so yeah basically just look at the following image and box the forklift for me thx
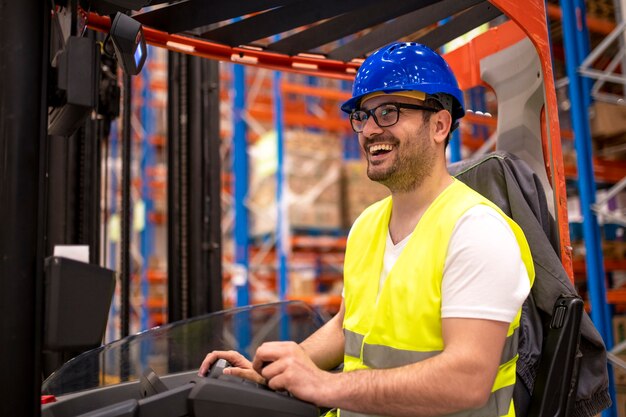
[0,0,614,415]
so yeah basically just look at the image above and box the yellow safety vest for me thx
[341,179,535,417]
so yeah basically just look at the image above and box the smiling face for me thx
[358,94,439,193]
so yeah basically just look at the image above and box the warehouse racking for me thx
[139,4,626,414]
[87,4,626,411]
[89,0,626,380]
[2,0,625,415]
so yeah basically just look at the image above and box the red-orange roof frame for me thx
[479,0,571,279]
[86,0,572,279]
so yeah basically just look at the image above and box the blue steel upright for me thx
[232,62,252,352]
[559,1,615,416]
[139,48,154,333]
[233,62,250,308]
[274,70,288,303]
[274,70,291,341]
[560,0,613,348]
[449,129,462,163]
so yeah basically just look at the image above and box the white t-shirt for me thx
[367,205,530,323]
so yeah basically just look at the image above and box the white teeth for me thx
[369,144,393,154]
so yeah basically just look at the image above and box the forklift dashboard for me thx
[41,301,324,416]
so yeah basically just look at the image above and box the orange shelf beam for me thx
[564,157,626,184]
[607,289,626,305]
[546,3,616,36]
[147,269,167,283]
[149,212,166,224]
[281,82,351,101]
[287,294,342,309]
[247,107,351,132]
[292,235,347,251]
[146,298,166,309]
[573,259,626,274]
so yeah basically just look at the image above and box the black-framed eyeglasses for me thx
[349,102,439,133]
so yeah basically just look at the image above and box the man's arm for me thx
[254,316,509,417]
[330,317,509,416]
[299,300,345,370]
[199,301,344,381]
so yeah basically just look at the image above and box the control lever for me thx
[140,367,168,398]
[208,358,231,379]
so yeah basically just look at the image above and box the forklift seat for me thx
[449,151,611,417]
[526,293,584,417]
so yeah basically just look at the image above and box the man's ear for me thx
[432,110,452,144]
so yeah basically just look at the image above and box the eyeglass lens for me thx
[350,104,399,133]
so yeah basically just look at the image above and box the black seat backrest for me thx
[449,151,610,417]
[527,294,583,417]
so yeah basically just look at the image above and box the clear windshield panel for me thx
[42,301,326,397]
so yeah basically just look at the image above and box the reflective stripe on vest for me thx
[344,327,519,369]
[340,385,515,417]
[342,326,519,416]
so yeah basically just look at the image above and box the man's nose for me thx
[361,116,383,137]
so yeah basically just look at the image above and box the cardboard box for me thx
[342,160,390,228]
[594,132,626,161]
[590,102,626,139]
[613,315,626,387]
[289,264,317,296]
[616,388,626,417]
[290,202,342,230]
[249,130,343,235]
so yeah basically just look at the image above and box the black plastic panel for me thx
[44,256,115,350]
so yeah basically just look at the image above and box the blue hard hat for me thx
[341,42,465,125]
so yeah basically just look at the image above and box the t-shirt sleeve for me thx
[441,205,530,323]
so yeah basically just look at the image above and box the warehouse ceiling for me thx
[91,0,505,62]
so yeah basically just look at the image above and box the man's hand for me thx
[198,350,265,384]
[252,341,333,406]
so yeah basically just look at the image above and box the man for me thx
[200,42,534,417]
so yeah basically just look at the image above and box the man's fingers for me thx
[252,353,269,374]
[225,367,267,385]
[198,350,252,376]
[217,350,250,368]
[265,372,289,392]
[198,352,218,376]
[252,342,286,373]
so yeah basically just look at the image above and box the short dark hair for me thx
[421,97,452,148]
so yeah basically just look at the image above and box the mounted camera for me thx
[108,12,147,75]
